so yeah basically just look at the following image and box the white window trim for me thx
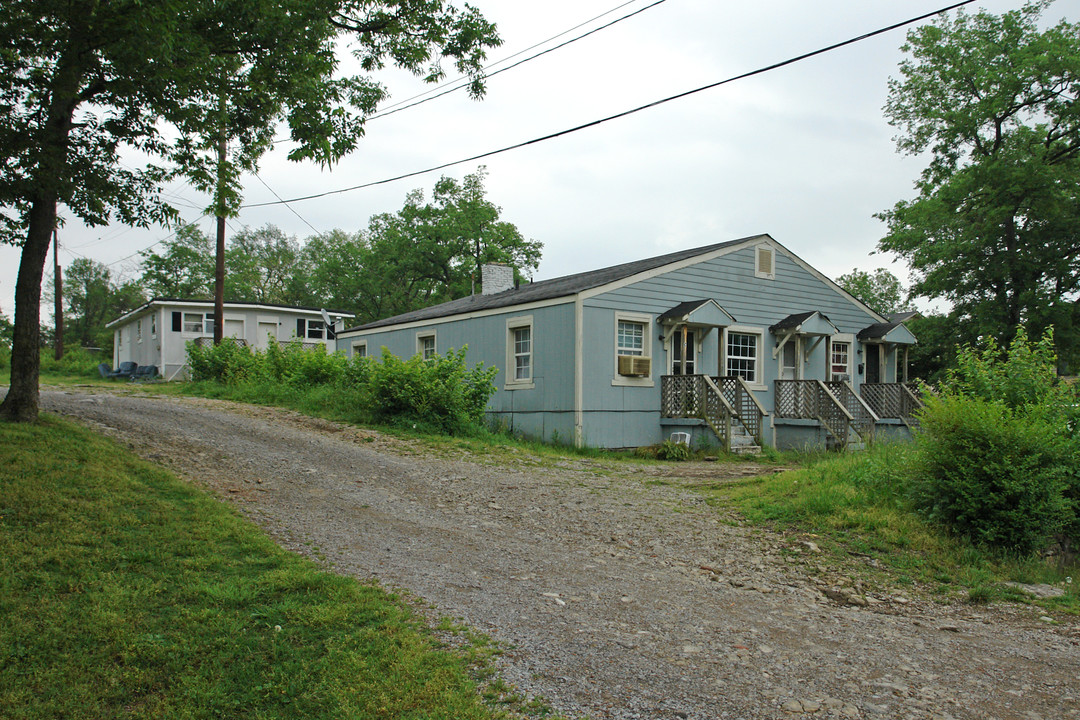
[416,331,436,359]
[612,312,654,388]
[504,314,534,390]
[830,333,854,381]
[723,325,766,390]
[754,244,775,280]
[351,340,368,359]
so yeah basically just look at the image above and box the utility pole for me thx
[213,94,226,346]
[53,228,63,360]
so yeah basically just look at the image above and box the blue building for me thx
[336,234,919,451]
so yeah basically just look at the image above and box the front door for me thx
[671,329,696,375]
[865,345,881,384]
[780,338,798,380]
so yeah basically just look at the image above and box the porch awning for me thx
[768,311,839,337]
[858,321,917,345]
[658,299,736,328]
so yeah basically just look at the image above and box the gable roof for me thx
[345,235,765,333]
[769,311,839,336]
[858,321,917,344]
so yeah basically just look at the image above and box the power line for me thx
[253,172,322,235]
[368,0,664,120]
[244,0,978,210]
[269,0,653,146]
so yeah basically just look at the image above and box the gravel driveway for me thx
[43,388,1080,720]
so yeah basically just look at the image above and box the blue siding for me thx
[338,302,576,434]
[337,241,906,449]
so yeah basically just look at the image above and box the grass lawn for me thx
[0,415,543,719]
[696,441,1080,613]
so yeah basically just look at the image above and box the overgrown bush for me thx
[913,395,1074,553]
[185,340,497,435]
[187,340,259,384]
[912,329,1080,553]
[39,347,104,376]
[368,347,498,434]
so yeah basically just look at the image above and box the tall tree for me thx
[836,268,904,316]
[360,168,543,319]
[139,224,216,299]
[0,1,500,421]
[877,1,1080,372]
[225,225,306,306]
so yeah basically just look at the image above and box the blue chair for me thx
[98,363,112,378]
[131,365,158,382]
[107,361,138,379]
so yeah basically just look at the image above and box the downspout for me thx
[574,296,584,447]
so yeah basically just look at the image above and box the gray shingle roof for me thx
[344,235,766,333]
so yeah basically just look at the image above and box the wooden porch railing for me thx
[861,382,923,429]
[824,381,878,442]
[660,375,736,452]
[716,376,767,446]
[775,380,858,448]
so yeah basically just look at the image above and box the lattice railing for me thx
[775,380,819,418]
[660,375,736,451]
[776,380,856,447]
[193,336,249,349]
[824,381,877,442]
[717,376,767,446]
[861,382,923,424]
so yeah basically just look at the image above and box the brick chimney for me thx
[481,263,514,295]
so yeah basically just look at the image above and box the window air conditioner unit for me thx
[618,355,651,376]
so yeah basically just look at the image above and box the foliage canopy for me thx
[0,0,501,421]
[878,1,1080,372]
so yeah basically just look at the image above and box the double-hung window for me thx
[617,321,644,356]
[831,341,851,380]
[505,316,533,388]
[417,332,436,360]
[726,331,760,383]
[613,313,653,386]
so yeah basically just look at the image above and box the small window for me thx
[183,312,204,333]
[204,313,215,336]
[307,320,325,340]
[831,341,851,380]
[727,331,760,383]
[513,326,531,381]
[417,332,436,360]
[352,341,368,359]
[172,311,182,332]
[617,321,645,357]
[755,245,775,280]
[150,314,157,338]
[136,319,143,343]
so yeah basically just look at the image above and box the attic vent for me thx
[755,246,775,280]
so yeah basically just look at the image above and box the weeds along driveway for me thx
[43,388,1080,720]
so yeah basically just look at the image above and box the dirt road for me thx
[43,388,1080,720]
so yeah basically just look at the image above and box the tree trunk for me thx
[0,44,83,422]
[1,199,58,422]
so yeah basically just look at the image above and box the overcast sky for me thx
[4,0,1078,320]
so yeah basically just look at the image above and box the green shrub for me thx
[284,344,348,388]
[186,340,258,384]
[909,328,1080,554]
[40,347,104,376]
[913,394,1074,554]
[367,347,497,434]
[656,439,691,461]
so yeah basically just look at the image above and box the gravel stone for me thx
[44,389,1080,720]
